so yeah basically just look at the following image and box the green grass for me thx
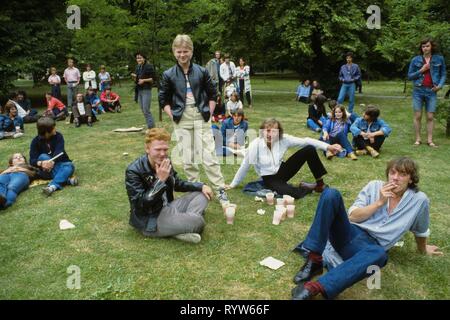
[0,80,449,300]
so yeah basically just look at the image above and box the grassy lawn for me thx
[0,78,449,300]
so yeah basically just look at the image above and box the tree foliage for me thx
[0,0,448,94]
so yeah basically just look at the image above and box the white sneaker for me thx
[173,233,201,244]
[231,147,247,157]
[13,132,24,139]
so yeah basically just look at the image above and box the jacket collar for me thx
[176,62,193,74]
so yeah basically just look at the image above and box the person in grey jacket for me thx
[125,127,213,244]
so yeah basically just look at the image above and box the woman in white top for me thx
[236,57,252,108]
[226,118,342,199]
[83,64,97,90]
[226,92,243,117]
[98,65,111,92]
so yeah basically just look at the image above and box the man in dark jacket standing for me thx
[125,128,213,244]
[159,34,229,203]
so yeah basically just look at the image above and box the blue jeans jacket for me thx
[408,55,446,88]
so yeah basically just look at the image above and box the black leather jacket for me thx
[158,62,217,123]
[125,155,203,233]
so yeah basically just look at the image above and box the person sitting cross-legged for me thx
[0,102,24,140]
[71,93,94,127]
[43,92,67,121]
[291,157,442,300]
[226,118,342,199]
[213,109,248,157]
[307,94,328,133]
[100,87,122,113]
[29,117,78,196]
[350,105,391,158]
[85,87,104,115]
[125,128,214,244]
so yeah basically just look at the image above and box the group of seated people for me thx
[126,124,441,300]
[0,84,124,136]
[0,91,40,140]
[0,117,78,210]
[306,94,391,160]
[296,79,324,104]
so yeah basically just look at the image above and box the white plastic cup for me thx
[287,205,295,218]
[284,195,295,205]
[280,207,287,221]
[276,198,285,206]
[266,193,275,205]
[272,210,283,225]
[221,201,230,214]
[225,206,236,224]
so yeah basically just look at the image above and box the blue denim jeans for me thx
[307,116,327,132]
[138,88,154,128]
[212,125,234,156]
[412,86,437,113]
[37,154,74,190]
[322,131,354,155]
[0,172,30,208]
[337,83,356,113]
[299,188,388,299]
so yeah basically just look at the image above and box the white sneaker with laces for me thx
[173,233,201,244]
[216,189,229,203]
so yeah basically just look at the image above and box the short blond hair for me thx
[145,128,171,144]
[172,34,194,52]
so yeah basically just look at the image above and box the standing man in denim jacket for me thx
[337,52,361,113]
[408,38,446,148]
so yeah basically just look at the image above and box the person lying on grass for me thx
[0,153,37,210]
[125,128,214,244]
[29,117,78,197]
[291,157,443,300]
[226,118,342,199]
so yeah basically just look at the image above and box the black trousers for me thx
[262,145,327,199]
[239,79,252,106]
[354,135,385,151]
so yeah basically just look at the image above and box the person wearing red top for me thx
[100,87,122,113]
[43,93,67,121]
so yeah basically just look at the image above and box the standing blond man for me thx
[159,35,229,203]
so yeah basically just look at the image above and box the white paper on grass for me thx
[259,257,285,270]
[59,219,75,230]
[257,209,266,215]
[254,196,264,202]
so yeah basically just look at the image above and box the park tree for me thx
[375,0,450,77]
[0,0,71,94]
[67,0,137,79]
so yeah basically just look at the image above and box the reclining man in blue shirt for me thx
[291,157,443,300]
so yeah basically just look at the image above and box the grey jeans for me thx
[66,83,78,107]
[138,88,154,128]
[144,192,208,238]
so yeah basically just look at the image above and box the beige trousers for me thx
[173,106,225,190]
